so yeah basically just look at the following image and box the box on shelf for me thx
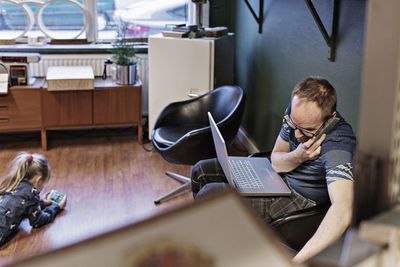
[46,66,94,91]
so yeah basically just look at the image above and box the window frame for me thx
[0,0,209,44]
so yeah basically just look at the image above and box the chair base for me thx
[154,171,192,204]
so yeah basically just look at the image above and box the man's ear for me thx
[332,111,337,117]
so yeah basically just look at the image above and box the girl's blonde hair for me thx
[0,152,50,194]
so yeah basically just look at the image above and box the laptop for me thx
[208,112,291,196]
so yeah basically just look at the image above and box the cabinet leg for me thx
[41,129,47,150]
[138,124,143,145]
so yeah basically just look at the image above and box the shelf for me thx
[304,0,340,62]
[244,0,264,34]
[244,0,340,62]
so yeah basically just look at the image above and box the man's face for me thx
[289,95,324,143]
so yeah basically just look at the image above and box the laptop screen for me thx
[208,112,235,187]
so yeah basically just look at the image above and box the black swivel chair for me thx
[152,85,246,204]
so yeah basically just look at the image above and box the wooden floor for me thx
[0,128,248,266]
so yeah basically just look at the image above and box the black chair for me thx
[250,151,330,252]
[270,203,330,251]
[152,85,246,204]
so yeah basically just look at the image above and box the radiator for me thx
[30,54,149,115]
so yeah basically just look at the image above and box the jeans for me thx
[191,158,316,224]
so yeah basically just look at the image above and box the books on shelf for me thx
[205,26,229,37]
[162,25,229,39]
[161,30,189,38]
[309,204,400,267]
[308,229,383,267]
[359,204,400,245]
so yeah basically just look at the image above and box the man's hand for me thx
[271,134,326,173]
[294,134,326,163]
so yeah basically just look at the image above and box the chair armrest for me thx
[270,203,330,228]
[153,99,206,129]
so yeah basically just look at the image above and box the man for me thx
[191,76,356,263]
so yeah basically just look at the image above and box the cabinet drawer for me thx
[0,105,9,123]
[42,90,92,126]
[93,87,140,125]
[0,90,41,130]
[0,105,8,116]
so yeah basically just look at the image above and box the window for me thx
[0,0,191,42]
[102,0,189,40]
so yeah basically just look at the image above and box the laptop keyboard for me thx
[230,159,264,189]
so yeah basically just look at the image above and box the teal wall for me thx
[211,0,366,151]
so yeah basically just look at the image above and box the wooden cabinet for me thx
[93,80,141,125]
[1,78,142,150]
[41,78,142,149]
[0,82,42,130]
[42,90,92,126]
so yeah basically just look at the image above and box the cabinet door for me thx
[42,90,92,126]
[0,89,41,130]
[93,87,140,125]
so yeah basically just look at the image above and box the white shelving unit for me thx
[148,33,234,139]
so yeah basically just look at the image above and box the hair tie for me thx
[28,155,33,162]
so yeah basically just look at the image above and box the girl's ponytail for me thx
[0,152,50,194]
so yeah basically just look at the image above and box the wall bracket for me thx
[244,0,264,34]
[304,0,340,62]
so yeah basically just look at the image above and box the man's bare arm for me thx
[292,179,354,263]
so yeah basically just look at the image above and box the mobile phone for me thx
[47,190,65,204]
[311,117,340,145]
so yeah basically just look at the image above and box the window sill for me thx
[0,42,148,54]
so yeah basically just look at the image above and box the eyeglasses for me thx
[283,115,326,138]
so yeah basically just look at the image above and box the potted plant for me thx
[111,22,137,84]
